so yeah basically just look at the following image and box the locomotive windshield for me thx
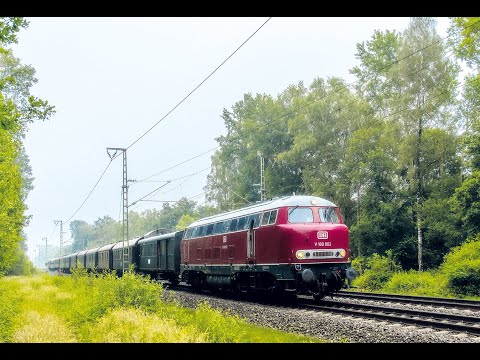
[288,207,314,223]
[287,206,341,223]
[318,207,341,223]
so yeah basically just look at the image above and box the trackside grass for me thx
[0,270,327,343]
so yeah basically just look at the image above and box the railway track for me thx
[163,283,480,336]
[299,297,480,335]
[334,290,480,310]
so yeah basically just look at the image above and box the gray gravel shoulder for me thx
[163,289,480,343]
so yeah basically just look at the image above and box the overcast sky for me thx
[10,17,451,262]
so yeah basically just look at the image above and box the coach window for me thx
[213,222,225,234]
[199,226,207,237]
[224,219,231,233]
[251,213,261,228]
[206,223,214,235]
[184,228,192,239]
[242,215,251,230]
[288,207,314,223]
[237,217,246,231]
[269,209,277,224]
[192,227,200,238]
[229,218,238,232]
[318,207,341,223]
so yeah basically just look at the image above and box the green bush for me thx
[0,281,23,342]
[1,274,327,343]
[382,270,450,297]
[352,250,402,291]
[64,267,164,340]
[445,262,480,297]
[440,235,480,297]
[5,248,36,276]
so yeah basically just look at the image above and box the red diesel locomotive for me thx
[180,195,355,300]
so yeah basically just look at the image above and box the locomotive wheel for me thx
[191,274,205,290]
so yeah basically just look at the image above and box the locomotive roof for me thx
[187,195,337,228]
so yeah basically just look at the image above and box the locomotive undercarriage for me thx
[183,270,278,295]
[181,264,348,301]
[294,269,343,300]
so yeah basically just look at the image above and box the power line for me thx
[48,223,58,240]
[124,17,272,152]
[188,192,206,200]
[129,167,211,211]
[133,146,219,183]
[62,160,114,224]
[130,181,172,207]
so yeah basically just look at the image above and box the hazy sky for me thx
[10,17,451,262]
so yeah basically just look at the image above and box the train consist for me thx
[47,195,356,300]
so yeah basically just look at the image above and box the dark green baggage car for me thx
[137,230,184,283]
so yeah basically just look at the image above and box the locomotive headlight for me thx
[296,250,305,259]
[340,249,346,257]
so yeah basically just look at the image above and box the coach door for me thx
[158,240,167,271]
[166,237,175,271]
[246,218,255,264]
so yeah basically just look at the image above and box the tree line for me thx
[204,17,480,271]
[0,18,55,275]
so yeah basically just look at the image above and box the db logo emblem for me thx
[317,231,328,239]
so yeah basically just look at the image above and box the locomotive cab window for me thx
[318,207,341,223]
[288,207,314,223]
[268,209,277,224]
[261,211,271,225]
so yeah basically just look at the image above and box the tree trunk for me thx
[416,200,423,271]
[415,116,424,272]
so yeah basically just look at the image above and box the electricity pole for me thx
[107,147,128,275]
[43,237,48,262]
[54,220,63,257]
[37,245,41,268]
[258,151,266,201]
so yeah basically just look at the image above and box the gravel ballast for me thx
[164,289,480,343]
